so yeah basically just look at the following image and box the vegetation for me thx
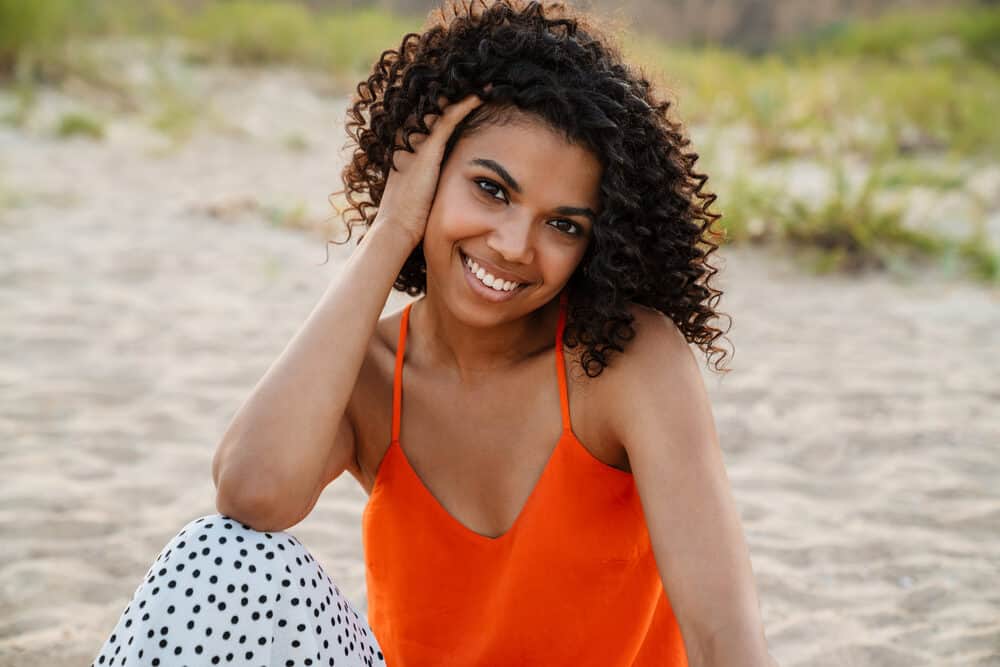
[184,2,419,74]
[0,0,73,79]
[0,0,996,282]
[789,5,1000,66]
[55,112,105,140]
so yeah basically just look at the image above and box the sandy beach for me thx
[1,64,998,666]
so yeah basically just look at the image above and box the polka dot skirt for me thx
[91,513,387,667]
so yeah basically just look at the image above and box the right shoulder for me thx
[345,303,410,489]
[348,302,411,417]
[370,303,408,361]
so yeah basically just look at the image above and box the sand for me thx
[1,63,998,667]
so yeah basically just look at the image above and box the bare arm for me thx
[211,91,487,532]
[609,305,777,667]
[212,223,416,531]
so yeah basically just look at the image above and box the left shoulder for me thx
[623,302,690,358]
[597,302,711,452]
[605,302,698,388]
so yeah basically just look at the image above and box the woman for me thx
[92,1,776,665]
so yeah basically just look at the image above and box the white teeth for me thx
[464,254,521,292]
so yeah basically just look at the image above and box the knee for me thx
[180,512,278,537]
[150,513,301,581]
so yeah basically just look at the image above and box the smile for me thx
[459,250,529,302]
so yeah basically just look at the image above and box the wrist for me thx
[358,219,421,267]
[364,218,421,254]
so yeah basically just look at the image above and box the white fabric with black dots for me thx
[91,513,387,667]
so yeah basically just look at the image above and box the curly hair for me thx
[332,0,733,377]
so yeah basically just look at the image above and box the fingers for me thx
[393,90,488,162]
[425,92,485,141]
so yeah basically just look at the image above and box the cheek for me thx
[524,243,582,289]
[551,255,584,282]
[423,204,481,271]
[427,197,490,246]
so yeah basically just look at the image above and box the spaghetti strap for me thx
[391,303,412,443]
[363,286,687,666]
[395,296,568,438]
[555,291,571,432]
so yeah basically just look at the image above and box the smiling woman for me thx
[338,3,733,379]
[421,115,602,320]
[91,2,776,667]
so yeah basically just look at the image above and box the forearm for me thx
[213,222,415,503]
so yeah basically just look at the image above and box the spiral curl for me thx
[332,0,733,377]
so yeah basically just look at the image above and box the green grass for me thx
[777,166,942,272]
[5,1,998,159]
[55,112,105,140]
[877,160,966,190]
[184,2,318,66]
[627,34,1000,161]
[716,161,999,282]
[318,8,422,74]
[789,5,1000,67]
[0,0,173,80]
[148,75,201,145]
[183,2,421,74]
[1,0,997,283]
[0,0,73,78]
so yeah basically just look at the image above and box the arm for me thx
[211,92,488,532]
[607,305,778,667]
[212,223,415,531]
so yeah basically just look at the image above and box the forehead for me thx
[450,116,603,203]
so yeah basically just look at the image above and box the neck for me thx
[410,292,562,382]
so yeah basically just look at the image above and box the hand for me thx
[374,90,488,248]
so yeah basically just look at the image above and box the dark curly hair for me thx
[331,0,733,377]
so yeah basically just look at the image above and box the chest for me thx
[349,341,630,539]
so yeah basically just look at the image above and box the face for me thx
[422,113,603,326]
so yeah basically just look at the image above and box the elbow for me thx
[212,439,279,530]
[214,481,284,532]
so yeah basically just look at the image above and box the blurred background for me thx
[2,0,999,278]
[1,1,998,666]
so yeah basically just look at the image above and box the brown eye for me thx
[548,219,583,236]
[474,178,507,202]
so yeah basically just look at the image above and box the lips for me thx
[459,249,531,285]
[459,249,529,302]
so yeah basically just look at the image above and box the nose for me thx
[485,216,535,265]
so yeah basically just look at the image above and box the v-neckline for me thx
[385,293,572,544]
[387,430,571,543]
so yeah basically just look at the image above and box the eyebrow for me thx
[469,158,598,223]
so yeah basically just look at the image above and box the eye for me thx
[548,219,584,236]
[475,178,584,237]
[474,178,508,203]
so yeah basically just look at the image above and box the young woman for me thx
[92,1,776,665]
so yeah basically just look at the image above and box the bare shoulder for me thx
[597,302,693,389]
[352,306,405,416]
[591,302,707,438]
[345,305,406,489]
[371,306,403,356]
[625,302,689,356]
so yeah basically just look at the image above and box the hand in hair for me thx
[376,90,488,248]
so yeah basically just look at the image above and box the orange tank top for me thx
[362,292,689,666]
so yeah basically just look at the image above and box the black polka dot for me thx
[89,513,384,667]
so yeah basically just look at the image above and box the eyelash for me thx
[473,178,583,237]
